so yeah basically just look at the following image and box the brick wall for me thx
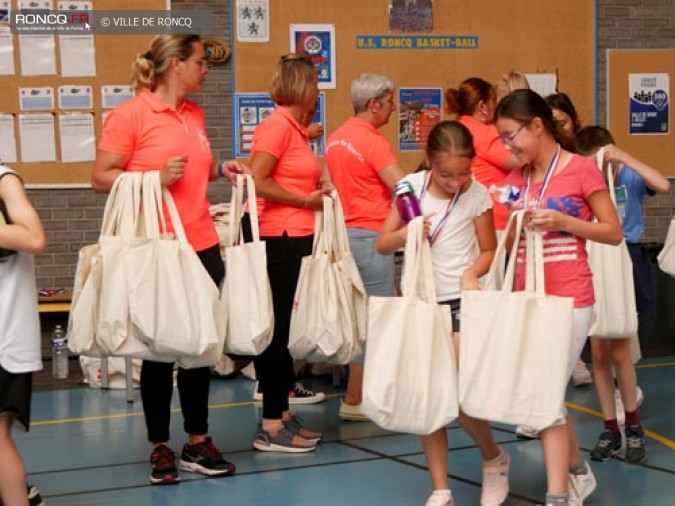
[598,0,675,243]
[28,0,234,291]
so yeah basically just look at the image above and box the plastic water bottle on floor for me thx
[395,181,422,223]
[51,325,69,379]
[489,184,521,206]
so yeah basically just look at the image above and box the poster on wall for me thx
[398,88,442,152]
[236,0,269,43]
[629,73,669,135]
[290,24,336,89]
[234,92,325,158]
[389,0,433,33]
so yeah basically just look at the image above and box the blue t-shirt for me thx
[615,165,655,243]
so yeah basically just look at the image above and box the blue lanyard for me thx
[524,144,561,209]
[420,170,461,245]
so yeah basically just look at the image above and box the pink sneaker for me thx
[481,449,510,506]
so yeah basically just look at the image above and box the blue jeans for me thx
[348,228,395,364]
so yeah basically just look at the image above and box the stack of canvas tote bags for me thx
[361,217,458,435]
[586,150,638,340]
[460,210,574,431]
[222,174,274,356]
[658,216,675,277]
[68,171,226,368]
[289,192,367,364]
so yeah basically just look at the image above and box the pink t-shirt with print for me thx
[506,154,608,308]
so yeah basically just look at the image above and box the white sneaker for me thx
[568,461,597,505]
[240,361,256,380]
[339,401,370,422]
[481,448,509,506]
[572,360,593,387]
[614,386,644,426]
[515,425,539,439]
[425,490,453,506]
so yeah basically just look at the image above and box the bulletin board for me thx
[0,0,164,186]
[607,49,675,177]
[233,0,595,171]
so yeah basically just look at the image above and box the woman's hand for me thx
[220,160,252,182]
[304,188,333,210]
[160,155,187,185]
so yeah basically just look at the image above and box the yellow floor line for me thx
[635,361,675,369]
[566,401,675,450]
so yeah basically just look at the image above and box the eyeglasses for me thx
[500,123,526,147]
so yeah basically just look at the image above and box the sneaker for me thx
[515,425,539,439]
[253,381,326,404]
[252,426,317,453]
[624,425,648,464]
[339,400,370,422]
[179,436,236,477]
[150,444,180,485]
[27,484,44,506]
[481,449,509,506]
[589,430,622,461]
[240,361,256,380]
[614,386,645,426]
[425,490,454,506]
[284,414,323,443]
[572,360,593,387]
[568,461,596,505]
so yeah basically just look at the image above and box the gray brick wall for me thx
[598,0,675,243]
[28,0,233,291]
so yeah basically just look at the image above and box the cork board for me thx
[607,49,675,177]
[233,0,595,172]
[0,0,164,186]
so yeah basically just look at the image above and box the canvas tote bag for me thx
[222,174,274,355]
[124,172,225,361]
[459,211,574,431]
[587,150,638,338]
[361,217,458,435]
[657,216,675,277]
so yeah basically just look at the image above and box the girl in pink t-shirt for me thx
[495,89,622,506]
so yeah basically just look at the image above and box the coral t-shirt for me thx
[99,89,217,251]
[507,154,608,308]
[250,107,322,237]
[460,115,514,230]
[325,117,399,231]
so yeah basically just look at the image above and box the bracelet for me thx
[217,161,225,178]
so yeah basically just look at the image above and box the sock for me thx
[604,419,621,433]
[432,489,452,498]
[625,410,641,426]
[569,460,587,475]
[545,493,569,505]
[483,447,505,467]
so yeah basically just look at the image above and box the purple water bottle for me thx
[395,181,422,224]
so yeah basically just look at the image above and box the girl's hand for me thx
[460,268,480,291]
[528,208,569,232]
[423,213,433,238]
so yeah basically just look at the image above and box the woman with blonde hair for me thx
[495,71,530,102]
[249,54,331,453]
[93,34,245,485]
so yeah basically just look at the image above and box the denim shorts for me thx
[348,228,395,364]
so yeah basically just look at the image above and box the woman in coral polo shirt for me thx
[92,35,245,485]
[249,54,331,453]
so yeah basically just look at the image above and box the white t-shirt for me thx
[403,171,493,302]
[0,168,42,373]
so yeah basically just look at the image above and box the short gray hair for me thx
[351,73,394,114]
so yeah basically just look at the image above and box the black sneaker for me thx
[150,444,180,485]
[179,436,236,477]
[288,382,326,405]
[625,425,648,464]
[590,430,622,461]
[27,484,44,506]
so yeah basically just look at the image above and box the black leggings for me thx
[254,233,313,419]
[140,244,224,444]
